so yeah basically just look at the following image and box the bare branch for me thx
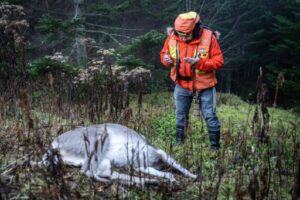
[208,0,230,26]
[198,0,207,14]
[85,29,129,46]
[83,13,104,17]
[1,155,29,176]
[85,22,144,31]
[222,7,257,41]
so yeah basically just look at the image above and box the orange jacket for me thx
[160,28,224,91]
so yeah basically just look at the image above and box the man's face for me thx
[177,31,193,42]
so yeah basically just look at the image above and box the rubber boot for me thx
[208,131,220,150]
[173,125,185,147]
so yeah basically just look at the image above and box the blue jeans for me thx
[173,85,221,144]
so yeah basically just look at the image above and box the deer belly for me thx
[104,144,150,167]
[102,146,127,167]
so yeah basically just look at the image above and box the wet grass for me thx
[0,90,299,199]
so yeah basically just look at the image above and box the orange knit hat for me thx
[174,11,200,33]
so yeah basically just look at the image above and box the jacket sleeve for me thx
[160,36,174,67]
[195,34,224,72]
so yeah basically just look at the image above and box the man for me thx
[160,11,224,150]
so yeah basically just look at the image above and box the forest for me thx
[0,0,299,199]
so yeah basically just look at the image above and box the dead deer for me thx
[42,123,197,186]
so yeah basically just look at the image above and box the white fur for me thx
[42,123,197,185]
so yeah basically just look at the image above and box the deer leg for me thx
[109,171,159,186]
[93,158,158,185]
[81,133,103,176]
[135,166,177,182]
[156,149,197,179]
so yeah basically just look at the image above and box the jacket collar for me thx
[172,29,203,44]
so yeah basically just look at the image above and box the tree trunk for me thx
[225,71,232,93]
[73,0,87,67]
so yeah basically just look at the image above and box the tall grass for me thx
[0,74,299,199]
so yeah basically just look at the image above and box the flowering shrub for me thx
[73,48,151,86]
[29,52,75,78]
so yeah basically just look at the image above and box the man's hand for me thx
[164,51,173,65]
[184,57,199,66]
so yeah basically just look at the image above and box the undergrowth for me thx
[0,90,299,199]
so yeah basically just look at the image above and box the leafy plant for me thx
[151,112,175,141]
[36,15,83,42]
[116,54,148,69]
[217,93,247,107]
[28,58,77,78]
[117,30,166,68]
[87,1,131,13]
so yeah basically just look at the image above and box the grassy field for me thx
[0,91,299,199]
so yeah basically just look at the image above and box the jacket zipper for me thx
[192,45,199,91]
[184,43,189,77]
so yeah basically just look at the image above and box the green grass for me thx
[0,91,299,199]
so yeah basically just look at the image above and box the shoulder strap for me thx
[175,41,180,81]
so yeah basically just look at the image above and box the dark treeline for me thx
[0,0,299,108]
